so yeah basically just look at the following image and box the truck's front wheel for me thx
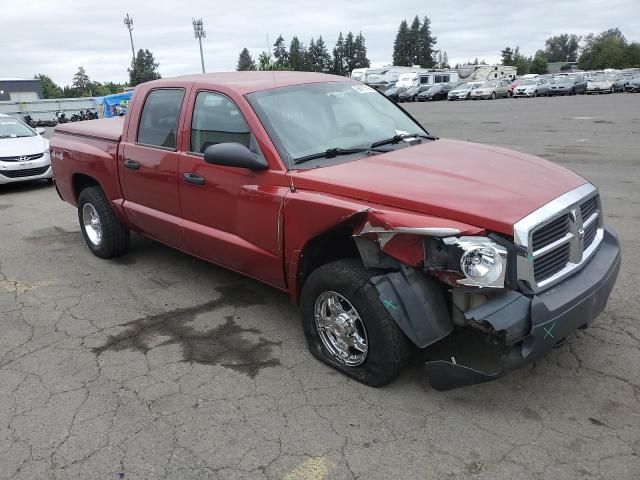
[300,260,412,387]
[77,186,130,258]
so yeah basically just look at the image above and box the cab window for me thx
[137,89,184,149]
[190,92,251,154]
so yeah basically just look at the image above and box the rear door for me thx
[119,88,188,249]
[178,90,287,288]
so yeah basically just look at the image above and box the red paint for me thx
[50,72,589,301]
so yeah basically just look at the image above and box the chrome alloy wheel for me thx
[314,291,368,366]
[82,203,102,246]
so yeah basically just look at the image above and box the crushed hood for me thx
[292,139,586,235]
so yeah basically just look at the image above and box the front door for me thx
[119,88,187,249]
[178,90,286,288]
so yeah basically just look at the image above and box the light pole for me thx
[124,14,135,62]
[192,18,206,73]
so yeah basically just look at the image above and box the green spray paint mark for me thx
[543,321,556,339]
[383,299,398,311]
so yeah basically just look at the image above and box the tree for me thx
[72,67,91,96]
[34,74,63,99]
[512,47,530,75]
[408,16,421,65]
[544,34,580,62]
[289,37,306,71]
[392,20,411,66]
[342,32,355,74]
[529,55,548,74]
[353,32,370,69]
[442,51,449,68]
[236,48,257,71]
[128,49,161,87]
[332,32,346,75]
[273,35,289,69]
[417,16,437,68]
[308,36,332,72]
[578,29,636,70]
[258,51,275,71]
[501,47,514,65]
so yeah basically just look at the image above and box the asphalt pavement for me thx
[0,92,639,479]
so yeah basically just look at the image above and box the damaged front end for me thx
[352,209,621,391]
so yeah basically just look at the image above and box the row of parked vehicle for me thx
[385,71,640,103]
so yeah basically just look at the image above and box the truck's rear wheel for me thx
[78,186,129,258]
[300,259,412,387]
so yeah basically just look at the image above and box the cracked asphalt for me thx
[1,93,639,479]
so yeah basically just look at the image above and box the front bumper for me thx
[426,226,621,390]
[513,90,535,97]
[0,156,53,184]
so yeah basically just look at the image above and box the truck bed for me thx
[54,116,124,142]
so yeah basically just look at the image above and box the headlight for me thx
[442,237,508,288]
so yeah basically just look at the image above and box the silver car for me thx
[448,82,483,100]
[586,74,625,94]
[0,114,52,185]
[469,80,510,100]
[512,78,551,97]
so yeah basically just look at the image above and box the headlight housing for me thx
[427,236,509,288]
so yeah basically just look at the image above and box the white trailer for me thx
[396,70,460,89]
[458,65,517,82]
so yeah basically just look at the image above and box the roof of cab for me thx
[141,71,353,95]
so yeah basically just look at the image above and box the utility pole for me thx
[124,14,135,62]
[192,18,206,73]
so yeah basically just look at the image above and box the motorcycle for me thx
[56,111,69,124]
[23,115,36,127]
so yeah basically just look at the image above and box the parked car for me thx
[626,77,640,93]
[548,76,587,96]
[418,82,460,101]
[447,82,483,100]
[383,85,404,102]
[586,74,623,94]
[398,85,430,102]
[470,80,510,100]
[0,113,53,185]
[50,72,621,391]
[507,79,525,97]
[512,78,551,97]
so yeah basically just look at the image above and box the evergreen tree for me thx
[353,32,370,69]
[34,74,63,99]
[392,20,410,66]
[343,32,356,73]
[408,16,421,65]
[501,46,514,65]
[72,67,91,96]
[529,55,548,74]
[289,36,306,71]
[236,48,257,71]
[128,49,161,86]
[273,35,289,69]
[442,51,449,68]
[417,16,437,67]
[309,36,332,72]
[332,33,346,75]
[258,51,275,71]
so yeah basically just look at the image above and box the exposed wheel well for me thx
[297,225,360,301]
[72,174,100,202]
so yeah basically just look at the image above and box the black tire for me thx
[490,92,496,100]
[77,186,130,258]
[300,259,412,387]
[533,90,538,98]
[413,95,418,102]
[571,88,576,95]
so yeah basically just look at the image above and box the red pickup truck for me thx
[50,72,620,390]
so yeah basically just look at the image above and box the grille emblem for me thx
[578,228,585,241]
[18,156,28,162]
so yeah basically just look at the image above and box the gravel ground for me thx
[0,93,639,479]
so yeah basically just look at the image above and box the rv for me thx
[395,70,460,89]
[458,65,517,82]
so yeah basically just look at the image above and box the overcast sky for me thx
[2,0,638,86]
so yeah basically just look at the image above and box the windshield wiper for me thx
[293,147,369,165]
[370,133,435,149]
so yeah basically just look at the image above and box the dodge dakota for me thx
[49,72,621,390]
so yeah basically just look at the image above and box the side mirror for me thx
[203,142,268,171]
[36,127,46,135]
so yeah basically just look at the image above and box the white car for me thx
[0,113,52,185]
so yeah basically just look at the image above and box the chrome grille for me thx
[0,166,50,178]
[0,153,44,163]
[514,184,604,293]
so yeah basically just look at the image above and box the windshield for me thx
[518,79,538,85]
[594,75,613,81]
[482,81,498,87]
[247,82,428,165]
[404,87,419,94]
[427,85,441,92]
[0,117,36,138]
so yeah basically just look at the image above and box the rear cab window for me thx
[189,92,251,154]
[137,89,185,149]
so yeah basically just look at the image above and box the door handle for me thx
[124,159,140,170]
[183,172,206,185]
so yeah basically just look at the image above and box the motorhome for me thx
[395,70,460,89]
[458,65,517,82]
